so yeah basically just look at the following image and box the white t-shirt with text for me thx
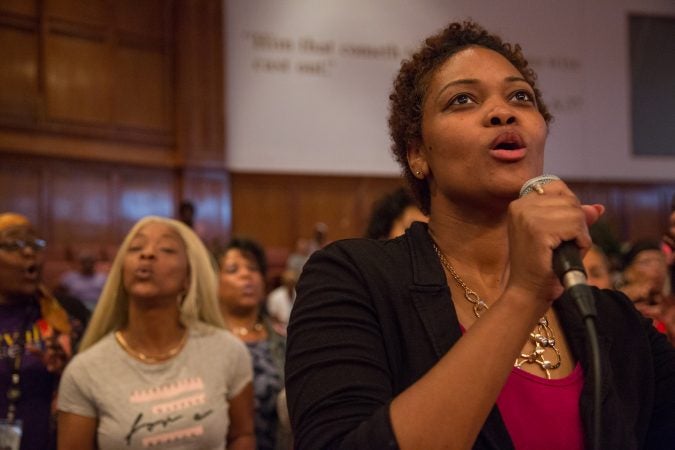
[58,325,252,450]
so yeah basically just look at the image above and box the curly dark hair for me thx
[388,20,553,214]
[365,187,417,239]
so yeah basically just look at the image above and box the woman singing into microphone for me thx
[285,20,675,450]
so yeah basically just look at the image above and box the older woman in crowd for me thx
[57,216,255,450]
[582,245,613,290]
[619,239,675,343]
[217,237,289,450]
[0,212,79,450]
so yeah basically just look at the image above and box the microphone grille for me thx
[519,174,561,197]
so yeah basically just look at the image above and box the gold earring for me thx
[415,170,423,177]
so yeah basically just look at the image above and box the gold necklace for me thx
[432,243,561,379]
[115,330,188,364]
[231,322,263,337]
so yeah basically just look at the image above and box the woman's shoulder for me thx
[593,288,642,317]
[63,332,117,375]
[187,324,252,380]
[303,221,436,288]
[189,323,248,352]
[590,287,657,336]
[327,223,426,253]
[73,332,116,358]
[311,224,425,270]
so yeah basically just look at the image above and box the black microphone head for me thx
[519,174,560,197]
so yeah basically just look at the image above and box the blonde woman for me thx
[57,216,255,450]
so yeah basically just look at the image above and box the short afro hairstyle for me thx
[388,20,552,214]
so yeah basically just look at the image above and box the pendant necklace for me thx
[433,243,561,379]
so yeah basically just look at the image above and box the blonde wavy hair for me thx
[78,216,224,352]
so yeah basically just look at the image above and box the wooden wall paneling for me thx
[36,159,111,290]
[0,1,37,16]
[44,0,107,27]
[0,156,43,223]
[181,168,232,248]
[616,185,665,242]
[612,182,675,243]
[293,176,363,244]
[113,46,167,130]
[174,0,225,167]
[113,0,171,134]
[0,23,39,120]
[0,128,175,165]
[649,185,675,244]
[114,166,175,235]
[569,180,617,209]
[0,0,230,288]
[537,180,675,245]
[48,160,113,246]
[229,174,675,255]
[231,174,409,251]
[231,174,295,249]
[292,175,412,244]
[44,32,112,124]
[18,0,177,147]
[114,0,164,39]
[658,185,675,232]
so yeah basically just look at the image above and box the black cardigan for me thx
[285,222,675,449]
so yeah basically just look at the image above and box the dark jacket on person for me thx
[285,222,675,450]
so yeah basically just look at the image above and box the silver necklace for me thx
[433,243,561,379]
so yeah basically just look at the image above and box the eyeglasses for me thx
[0,239,47,252]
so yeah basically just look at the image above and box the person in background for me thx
[619,240,669,309]
[0,212,80,450]
[662,195,675,291]
[659,195,675,344]
[266,269,298,336]
[178,200,197,229]
[285,20,675,449]
[177,200,207,242]
[307,222,328,254]
[365,187,428,239]
[56,250,107,311]
[654,295,675,344]
[582,245,613,289]
[217,237,290,450]
[619,239,675,343]
[57,216,255,450]
[285,239,310,275]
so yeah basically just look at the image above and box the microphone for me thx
[519,175,597,320]
[520,175,602,450]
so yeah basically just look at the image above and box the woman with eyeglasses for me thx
[0,212,82,450]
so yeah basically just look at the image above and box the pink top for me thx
[496,363,585,449]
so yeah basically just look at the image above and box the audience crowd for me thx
[1,193,673,449]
